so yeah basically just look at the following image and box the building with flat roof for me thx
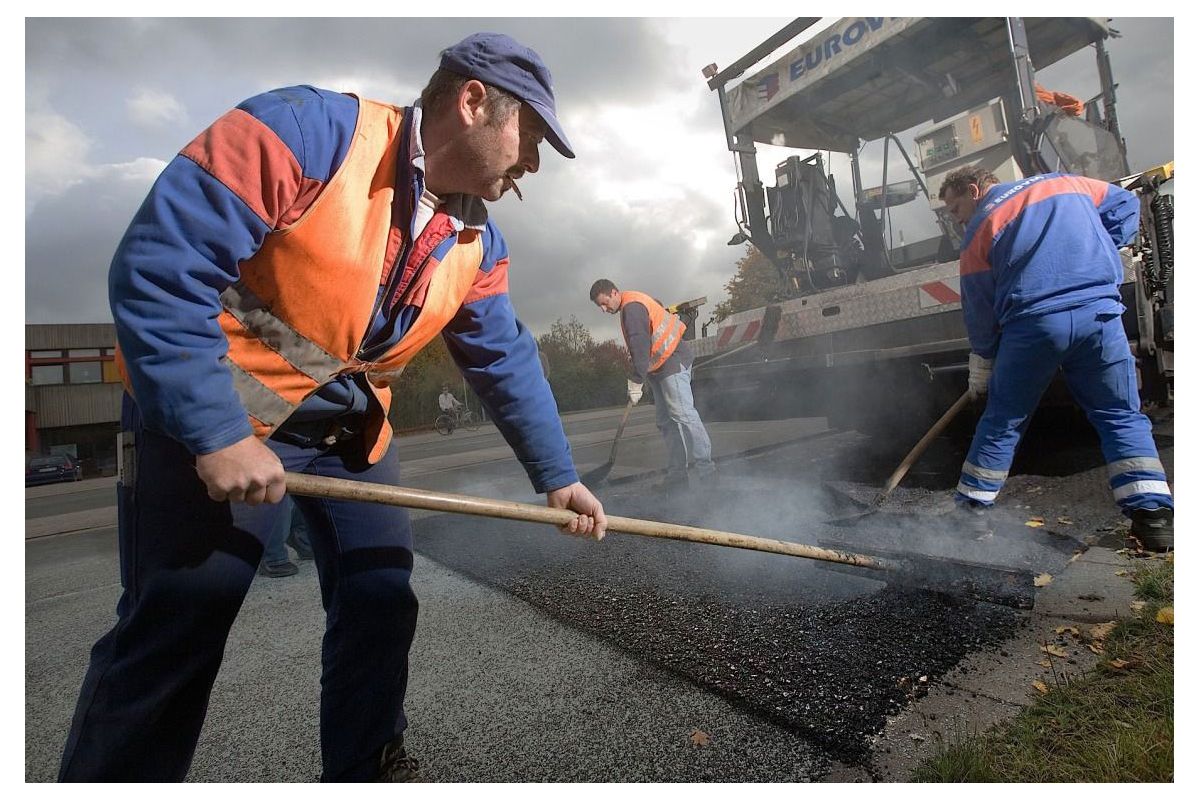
[26,323,122,477]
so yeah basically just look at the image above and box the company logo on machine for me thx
[918,278,961,308]
[788,17,887,81]
[756,72,780,102]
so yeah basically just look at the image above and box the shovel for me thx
[827,390,972,525]
[579,400,635,486]
[285,471,1035,608]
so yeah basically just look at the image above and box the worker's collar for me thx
[407,102,489,232]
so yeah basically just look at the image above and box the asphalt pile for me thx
[413,473,1024,764]
[509,572,1018,762]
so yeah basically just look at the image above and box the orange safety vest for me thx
[619,290,686,373]
[118,98,483,463]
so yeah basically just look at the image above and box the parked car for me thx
[26,454,83,486]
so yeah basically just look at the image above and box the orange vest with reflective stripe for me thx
[119,98,482,463]
[619,290,686,373]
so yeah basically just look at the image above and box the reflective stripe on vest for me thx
[620,290,686,372]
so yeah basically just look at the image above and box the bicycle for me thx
[433,407,481,435]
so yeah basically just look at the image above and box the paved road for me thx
[25,486,116,519]
[26,404,1167,781]
[26,406,843,782]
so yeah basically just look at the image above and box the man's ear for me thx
[457,79,488,126]
[969,183,983,201]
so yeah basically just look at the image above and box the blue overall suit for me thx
[954,173,1172,517]
[58,87,579,781]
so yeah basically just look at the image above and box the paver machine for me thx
[693,17,1173,433]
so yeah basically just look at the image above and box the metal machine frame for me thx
[692,17,1171,427]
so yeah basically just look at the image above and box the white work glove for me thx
[967,353,993,399]
[627,379,644,405]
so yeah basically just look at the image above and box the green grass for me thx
[912,559,1174,782]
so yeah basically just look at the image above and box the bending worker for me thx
[59,33,606,783]
[589,279,716,487]
[940,165,1173,552]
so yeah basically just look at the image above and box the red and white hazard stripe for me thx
[715,318,763,348]
[918,277,961,308]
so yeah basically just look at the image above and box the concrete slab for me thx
[854,544,1155,780]
[25,508,117,540]
[25,476,118,500]
[1032,549,1142,623]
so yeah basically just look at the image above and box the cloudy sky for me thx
[25,16,1174,342]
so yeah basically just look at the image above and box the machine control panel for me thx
[916,98,1009,173]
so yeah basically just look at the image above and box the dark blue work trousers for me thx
[957,300,1173,513]
[58,397,416,781]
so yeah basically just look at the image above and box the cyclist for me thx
[439,384,464,418]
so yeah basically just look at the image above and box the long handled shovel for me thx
[827,390,973,525]
[579,400,635,486]
[284,471,1034,608]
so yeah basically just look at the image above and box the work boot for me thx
[1130,508,1174,553]
[257,560,299,578]
[376,736,421,782]
[287,531,315,561]
[953,502,994,540]
[691,460,718,483]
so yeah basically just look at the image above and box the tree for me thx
[538,316,628,412]
[385,336,461,431]
[540,315,595,356]
[708,244,784,325]
[383,315,631,433]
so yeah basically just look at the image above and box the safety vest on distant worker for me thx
[620,290,686,373]
[117,98,483,463]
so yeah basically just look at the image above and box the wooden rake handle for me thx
[873,390,973,506]
[284,472,888,572]
[607,400,636,463]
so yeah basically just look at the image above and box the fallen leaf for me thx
[1108,659,1131,669]
[1069,552,1083,563]
[1025,518,1045,528]
[1038,659,1052,668]
[1130,601,1147,613]
[1090,621,1118,641]
[1088,643,1105,655]
[1040,644,1068,658]
[1156,607,1174,625]
[689,729,711,747]
[1034,573,1053,587]
[1114,570,1130,577]
[1057,517,1074,525]
[1054,625,1080,637]
[1032,680,1049,694]
[910,733,927,742]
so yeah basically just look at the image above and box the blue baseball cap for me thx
[439,32,574,159]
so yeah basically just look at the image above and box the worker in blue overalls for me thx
[939,165,1173,552]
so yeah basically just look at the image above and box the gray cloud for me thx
[26,159,164,324]
[25,17,1173,340]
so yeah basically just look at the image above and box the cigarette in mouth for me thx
[507,176,523,201]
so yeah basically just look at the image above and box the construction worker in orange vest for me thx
[60,33,606,783]
[590,279,716,488]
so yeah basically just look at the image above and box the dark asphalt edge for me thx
[408,534,852,780]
